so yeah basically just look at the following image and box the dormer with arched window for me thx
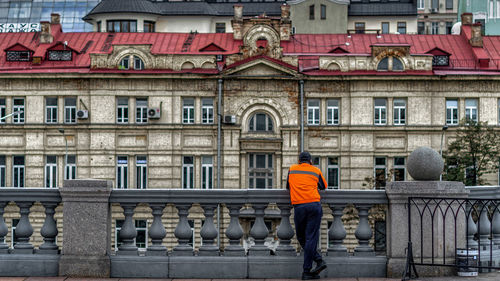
[377,56,404,71]
[249,112,274,132]
[119,55,145,70]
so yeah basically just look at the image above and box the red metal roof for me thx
[0,23,499,75]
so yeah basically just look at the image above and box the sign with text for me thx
[0,23,40,33]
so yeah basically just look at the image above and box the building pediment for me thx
[223,55,298,77]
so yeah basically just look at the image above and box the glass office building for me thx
[0,0,101,32]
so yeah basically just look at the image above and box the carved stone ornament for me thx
[241,24,282,59]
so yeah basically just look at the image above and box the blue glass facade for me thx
[0,0,100,32]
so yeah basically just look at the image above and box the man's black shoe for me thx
[310,259,327,275]
[302,271,320,280]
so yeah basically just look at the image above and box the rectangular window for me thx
[46,97,58,124]
[327,99,339,125]
[393,157,406,181]
[446,0,453,9]
[97,21,101,32]
[490,0,495,18]
[374,98,387,125]
[312,156,320,169]
[136,98,148,124]
[497,0,500,18]
[45,155,57,188]
[117,97,129,124]
[0,156,5,187]
[0,98,6,124]
[188,219,195,249]
[115,220,148,250]
[465,99,478,123]
[116,156,128,189]
[397,22,407,34]
[183,156,194,189]
[446,22,453,34]
[327,157,339,189]
[355,22,365,34]
[64,97,76,124]
[11,219,19,248]
[201,156,213,189]
[418,0,425,9]
[143,21,155,32]
[431,22,439,34]
[446,99,458,125]
[201,98,214,124]
[13,155,24,188]
[374,157,386,190]
[65,155,76,180]
[183,98,195,124]
[393,99,406,125]
[418,22,425,34]
[309,5,315,20]
[107,20,137,32]
[215,22,226,33]
[13,98,24,124]
[307,99,320,125]
[136,156,147,189]
[381,22,389,34]
[6,51,30,62]
[248,153,273,189]
[432,0,439,10]
[48,50,72,61]
[320,4,326,20]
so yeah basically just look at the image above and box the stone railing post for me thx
[147,203,167,256]
[275,203,295,256]
[117,203,138,255]
[13,201,34,254]
[248,203,270,256]
[0,202,8,254]
[172,203,193,256]
[59,179,113,277]
[38,202,59,254]
[354,204,375,256]
[466,204,479,249]
[477,203,491,249]
[199,203,219,256]
[224,203,245,256]
[327,203,347,256]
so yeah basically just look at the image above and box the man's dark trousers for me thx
[293,201,323,272]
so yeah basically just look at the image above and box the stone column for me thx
[59,179,113,277]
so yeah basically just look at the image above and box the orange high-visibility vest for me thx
[287,163,327,205]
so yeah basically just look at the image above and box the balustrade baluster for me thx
[354,204,375,256]
[491,202,500,249]
[224,203,245,256]
[248,203,270,256]
[328,203,347,256]
[276,203,295,256]
[38,202,59,254]
[478,202,491,249]
[466,204,478,248]
[199,203,219,256]
[147,203,167,256]
[0,202,8,253]
[172,203,193,256]
[117,203,138,255]
[13,201,34,254]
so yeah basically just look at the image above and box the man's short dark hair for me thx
[299,151,312,163]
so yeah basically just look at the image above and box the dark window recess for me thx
[445,0,453,9]
[381,22,389,34]
[97,21,101,32]
[215,23,226,33]
[48,50,72,61]
[309,5,314,20]
[355,22,365,34]
[320,5,326,20]
[392,58,404,71]
[433,55,449,66]
[418,22,425,34]
[397,22,406,34]
[374,221,386,252]
[144,21,155,32]
[6,51,30,61]
[107,20,137,32]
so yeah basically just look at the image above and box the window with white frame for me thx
[417,0,424,9]
[201,156,213,189]
[13,155,24,188]
[45,155,57,188]
[327,99,339,125]
[134,56,144,70]
[327,157,339,189]
[393,99,406,125]
[307,99,320,125]
[248,153,273,189]
[117,97,129,124]
[0,98,5,124]
[249,113,273,132]
[393,157,406,181]
[119,57,129,70]
[183,156,194,189]
[497,0,500,18]
[465,99,478,123]
[136,156,147,189]
[45,97,58,124]
[374,98,387,125]
[116,156,128,189]
[115,220,148,250]
[13,98,24,124]
[201,98,214,124]
[446,99,458,125]
[183,98,195,124]
[119,55,144,70]
[64,97,76,124]
[374,157,386,189]
[136,98,148,124]
[0,156,5,187]
[490,0,495,18]
[65,155,76,180]
[431,22,439,35]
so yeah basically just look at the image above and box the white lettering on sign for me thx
[0,23,40,33]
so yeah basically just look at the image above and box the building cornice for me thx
[287,0,349,5]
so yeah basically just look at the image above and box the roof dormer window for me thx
[119,55,144,70]
[433,55,449,66]
[377,56,404,71]
[6,51,31,61]
[48,50,72,61]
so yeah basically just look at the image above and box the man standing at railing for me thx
[287,151,327,280]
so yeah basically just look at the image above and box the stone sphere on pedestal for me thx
[407,146,444,181]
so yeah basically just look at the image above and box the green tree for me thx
[444,119,500,186]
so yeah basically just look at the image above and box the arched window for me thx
[377,56,404,71]
[377,57,389,71]
[249,113,273,132]
[119,55,145,70]
[392,57,403,71]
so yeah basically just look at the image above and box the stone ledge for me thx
[0,254,59,277]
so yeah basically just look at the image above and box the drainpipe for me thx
[217,78,223,248]
[299,80,304,152]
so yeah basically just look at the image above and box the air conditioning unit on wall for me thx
[224,115,236,124]
[77,110,88,119]
[148,108,161,119]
